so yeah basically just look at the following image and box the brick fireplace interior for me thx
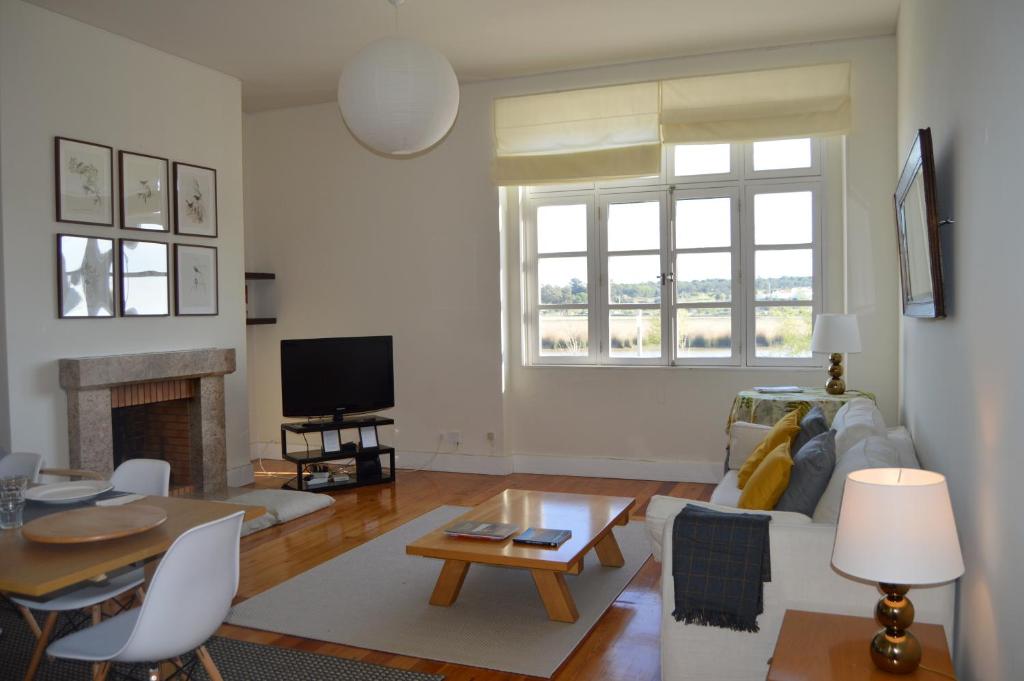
[110,379,198,495]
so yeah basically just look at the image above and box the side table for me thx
[767,609,955,680]
[727,387,876,434]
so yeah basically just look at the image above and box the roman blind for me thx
[492,82,661,186]
[660,63,851,144]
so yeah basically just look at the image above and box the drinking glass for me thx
[0,475,28,530]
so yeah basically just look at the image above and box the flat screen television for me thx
[281,336,394,419]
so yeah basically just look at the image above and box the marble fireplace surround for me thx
[59,348,236,493]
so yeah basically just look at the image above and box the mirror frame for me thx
[894,127,945,318]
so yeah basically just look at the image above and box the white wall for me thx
[0,0,250,478]
[898,1,1024,678]
[244,35,898,478]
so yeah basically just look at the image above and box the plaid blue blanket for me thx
[671,505,771,632]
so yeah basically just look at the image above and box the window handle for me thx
[658,272,675,286]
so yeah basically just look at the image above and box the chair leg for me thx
[196,645,224,681]
[135,586,146,606]
[92,661,110,681]
[22,611,57,681]
[92,605,102,625]
[16,604,41,638]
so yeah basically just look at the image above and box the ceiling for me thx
[28,0,900,112]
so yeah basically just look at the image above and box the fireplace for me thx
[59,349,236,494]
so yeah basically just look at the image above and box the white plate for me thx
[24,480,114,504]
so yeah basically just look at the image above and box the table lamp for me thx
[832,468,964,674]
[810,313,861,395]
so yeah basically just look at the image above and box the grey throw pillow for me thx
[791,405,829,454]
[775,429,836,516]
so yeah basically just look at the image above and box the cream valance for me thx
[492,63,851,186]
[492,82,661,186]
[659,63,851,144]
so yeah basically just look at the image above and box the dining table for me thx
[0,494,265,598]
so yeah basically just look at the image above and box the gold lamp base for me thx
[870,583,922,674]
[825,352,846,395]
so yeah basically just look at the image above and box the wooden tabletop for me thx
[405,489,635,571]
[768,610,956,680]
[0,495,265,597]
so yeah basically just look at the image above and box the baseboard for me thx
[396,450,515,476]
[227,462,255,487]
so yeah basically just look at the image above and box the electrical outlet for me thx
[444,430,462,448]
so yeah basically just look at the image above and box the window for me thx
[523,137,825,367]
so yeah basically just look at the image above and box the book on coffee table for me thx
[513,528,572,547]
[444,521,518,541]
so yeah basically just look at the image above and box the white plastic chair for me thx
[46,511,245,681]
[0,452,43,483]
[110,459,170,496]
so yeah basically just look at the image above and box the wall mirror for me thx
[894,127,945,318]
[119,239,169,316]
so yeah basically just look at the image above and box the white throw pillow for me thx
[831,398,887,456]
[812,435,901,523]
[727,421,771,471]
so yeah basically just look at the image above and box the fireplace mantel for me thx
[59,348,236,493]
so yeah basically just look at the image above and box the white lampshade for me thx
[832,468,964,585]
[337,36,460,156]
[810,313,862,354]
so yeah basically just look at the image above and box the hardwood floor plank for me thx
[219,465,714,680]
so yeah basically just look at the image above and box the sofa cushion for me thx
[709,470,742,506]
[738,443,793,510]
[727,421,771,471]
[775,430,836,516]
[737,408,804,488]
[831,398,887,456]
[812,435,901,523]
[791,405,829,454]
[886,426,922,469]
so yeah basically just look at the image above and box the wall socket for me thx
[443,430,462,448]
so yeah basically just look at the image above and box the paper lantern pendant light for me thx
[337,35,459,156]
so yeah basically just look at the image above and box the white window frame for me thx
[522,137,826,368]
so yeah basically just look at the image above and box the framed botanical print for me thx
[174,244,218,315]
[173,162,218,237]
[55,137,114,226]
[57,234,115,318]
[119,151,169,232]
[119,239,169,317]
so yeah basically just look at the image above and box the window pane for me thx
[676,252,731,303]
[609,255,661,304]
[677,308,732,358]
[676,197,731,249]
[755,249,812,301]
[537,203,587,253]
[674,144,730,176]
[752,138,812,171]
[538,257,587,304]
[539,309,588,357]
[609,308,661,358]
[755,306,812,358]
[607,200,660,252]
[754,191,812,245]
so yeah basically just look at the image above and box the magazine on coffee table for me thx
[513,527,572,548]
[444,521,518,541]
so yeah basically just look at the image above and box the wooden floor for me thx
[219,463,713,681]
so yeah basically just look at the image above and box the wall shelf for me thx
[246,317,277,325]
[245,272,277,325]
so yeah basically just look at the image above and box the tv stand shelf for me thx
[280,415,396,492]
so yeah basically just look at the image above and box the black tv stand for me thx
[280,414,395,492]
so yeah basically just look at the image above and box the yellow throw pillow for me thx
[736,407,805,489]
[737,443,793,510]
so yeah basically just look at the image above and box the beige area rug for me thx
[227,505,650,678]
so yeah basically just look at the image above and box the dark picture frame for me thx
[55,137,114,226]
[173,162,218,237]
[174,243,219,316]
[894,127,946,318]
[56,234,116,319]
[119,239,170,317]
[119,150,170,232]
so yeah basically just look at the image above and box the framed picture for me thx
[119,151,169,232]
[119,239,169,317]
[173,162,217,237]
[174,244,219,315]
[55,137,113,226]
[359,425,379,450]
[322,430,342,454]
[57,234,115,318]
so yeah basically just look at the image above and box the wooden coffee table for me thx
[405,489,636,623]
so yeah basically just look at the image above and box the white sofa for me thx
[645,400,956,681]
